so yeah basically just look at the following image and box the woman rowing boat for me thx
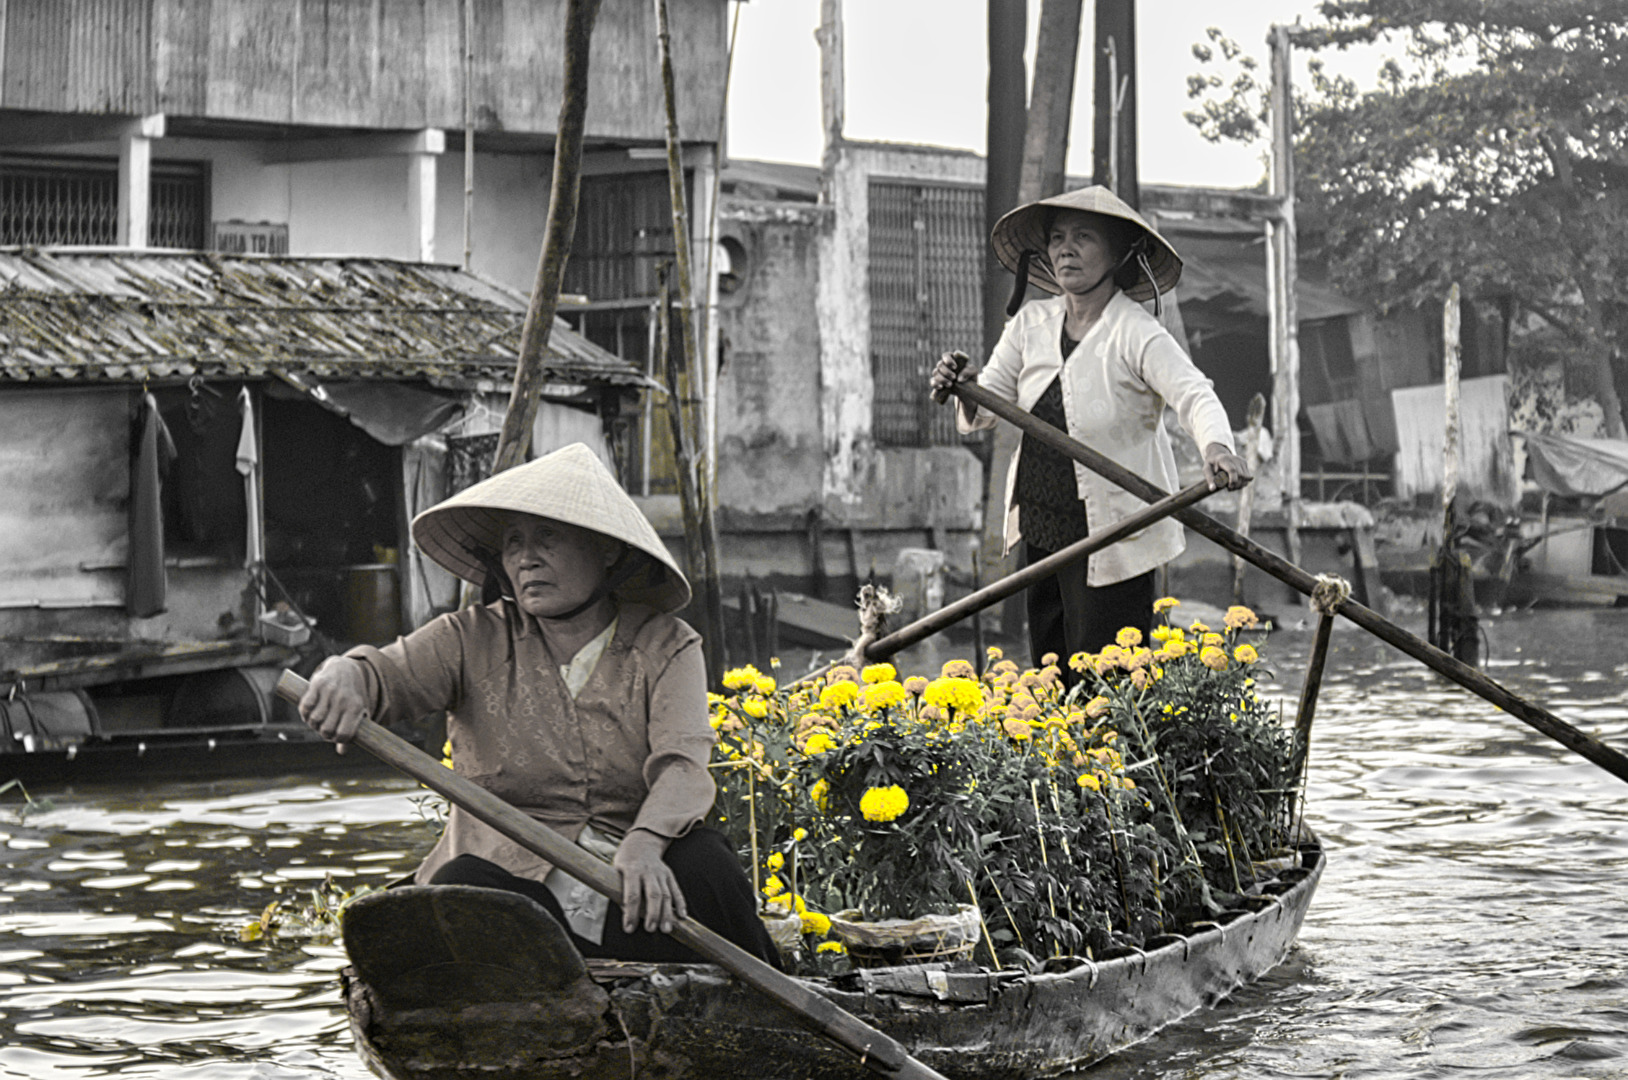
[295,442,779,968]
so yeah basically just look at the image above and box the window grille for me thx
[0,156,209,248]
[868,180,984,447]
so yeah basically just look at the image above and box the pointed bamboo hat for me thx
[411,442,690,614]
[990,185,1183,302]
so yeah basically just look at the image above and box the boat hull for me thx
[343,843,1323,1080]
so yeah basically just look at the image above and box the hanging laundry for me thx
[237,387,263,569]
[128,391,176,618]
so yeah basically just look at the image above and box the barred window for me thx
[0,156,209,248]
[868,180,984,447]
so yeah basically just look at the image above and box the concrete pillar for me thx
[118,115,165,248]
[406,129,446,262]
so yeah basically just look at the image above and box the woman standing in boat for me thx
[296,442,778,967]
[930,186,1251,671]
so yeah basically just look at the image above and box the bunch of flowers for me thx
[707,599,1297,969]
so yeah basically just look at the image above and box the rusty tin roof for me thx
[0,248,653,389]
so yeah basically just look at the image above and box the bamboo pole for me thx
[491,0,601,474]
[273,674,948,1080]
[944,380,1628,786]
[655,0,727,685]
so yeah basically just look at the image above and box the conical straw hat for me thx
[990,185,1182,302]
[412,442,691,614]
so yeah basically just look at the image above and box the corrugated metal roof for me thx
[0,248,655,389]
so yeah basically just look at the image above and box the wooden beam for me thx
[261,128,445,164]
[0,111,164,147]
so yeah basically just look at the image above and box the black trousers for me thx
[428,826,781,969]
[1023,541,1155,678]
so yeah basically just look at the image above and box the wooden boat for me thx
[335,837,1323,1080]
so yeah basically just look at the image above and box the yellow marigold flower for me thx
[816,940,846,955]
[859,784,909,822]
[1153,596,1181,614]
[1234,643,1259,664]
[1121,777,1137,789]
[1200,645,1228,671]
[922,677,983,717]
[1084,695,1111,719]
[819,681,860,711]
[1202,632,1225,648]
[792,827,808,842]
[861,680,908,713]
[800,911,832,936]
[1130,668,1149,689]
[802,731,837,756]
[1151,625,1173,643]
[722,665,763,691]
[742,696,770,719]
[1189,620,1211,634]
[1116,626,1143,648]
[754,674,777,695]
[1224,605,1259,630]
[707,691,726,706]
[810,778,831,811]
[769,656,782,669]
[992,659,1020,676]
[1165,639,1190,659]
[1068,651,1093,673]
[761,874,785,897]
[861,662,897,684]
[1002,717,1034,740]
[903,675,929,695]
[441,739,454,770]
[986,645,1004,660]
[1076,772,1101,792]
[1040,651,1059,667]
[920,704,945,724]
[1101,729,1118,744]
[765,851,785,871]
[826,664,859,684]
[1124,647,1153,671]
[1038,664,1063,686]
[941,658,977,680]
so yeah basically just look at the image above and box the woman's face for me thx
[499,513,618,619]
[1046,210,1120,297]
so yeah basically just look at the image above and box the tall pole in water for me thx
[1268,24,1302,579]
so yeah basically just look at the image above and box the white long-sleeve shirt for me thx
[960,292,1236,586]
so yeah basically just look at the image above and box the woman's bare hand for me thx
[297,657,371,754]
[1203,442,1253,492]
[614,829,685,935]
[929,350,978,418]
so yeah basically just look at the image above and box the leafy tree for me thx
[1186,1,1628,437]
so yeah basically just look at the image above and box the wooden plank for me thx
[376,0,429,129]
[154,0,210,115]
[3,642,297,692]
[293,0,377,127]
[205,0,297,122]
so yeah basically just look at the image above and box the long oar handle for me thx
[863,479,1215,660]
[274,671,948,1080]
[947,380,1628,786]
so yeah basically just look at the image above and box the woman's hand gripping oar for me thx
[275,671,951,1080]
[939,378,1628,787]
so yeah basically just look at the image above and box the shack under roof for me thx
[0,248,652,390]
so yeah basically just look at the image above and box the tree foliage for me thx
[1186,1,1628,436]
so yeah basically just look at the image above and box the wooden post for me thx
[462,0,475,271]
[984,1,1027,361]
[1233,392,1266,603]
[1432,283,1479,663]
[655,0,728,686]
[1267,25,1302,586]
[816,0,845,199]
[1091,0,1137,204]
[492,0,602,473]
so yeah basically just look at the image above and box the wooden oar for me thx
[946,380,1628,787]
[865,479,1214,660]
[273,672,949,1080]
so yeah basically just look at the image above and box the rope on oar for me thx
[1309,574,1352,617]
[841,583,903,671]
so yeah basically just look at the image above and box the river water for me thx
[1,606,1625,1079]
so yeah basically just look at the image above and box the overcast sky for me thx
[725,1,1389,190]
